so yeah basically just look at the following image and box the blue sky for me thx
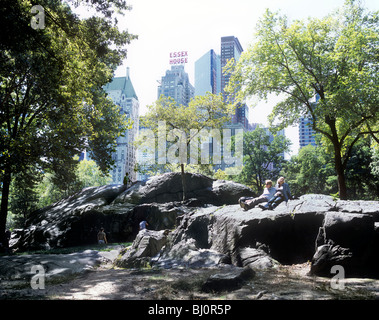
[77,0,379,157]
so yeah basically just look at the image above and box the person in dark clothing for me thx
[97,228,108,244]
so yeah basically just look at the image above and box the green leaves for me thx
[237,127,291,192]
[141,93,233,141]
[0,0,136,231]
[226,0,379,199]
[137,93,235,173]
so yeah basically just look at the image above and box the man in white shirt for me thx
[239,180,276,211]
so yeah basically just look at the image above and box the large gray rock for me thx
[155,194,379,278]
[10,172,379,280]
[12,173,254,252]
[113,172,255,206]
[114,229,169,268]
[310,211,378,277]
[12,184,130,251]
[238,247,279,270]
[0,248,122,281]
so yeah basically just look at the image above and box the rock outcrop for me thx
[310,211,379,277]
[11,172,254,251]
[151,195,379,278]
[0,248,122,281]
[114,229,169,268]
[113,172,255,206]
[10,172,379,279]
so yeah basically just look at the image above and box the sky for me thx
[78,0,379,157]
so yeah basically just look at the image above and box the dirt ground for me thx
[1,260,379,300]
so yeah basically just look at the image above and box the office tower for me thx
[220,36,249,129]
[299,94,318,148]
[299,118,317,148]
[221,36,243,96]
[157,65,194,106]
[103,68,139,184]
[195,49,221,96]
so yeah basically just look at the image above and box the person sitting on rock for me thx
[239,180,276,211]
[259,177,292,210]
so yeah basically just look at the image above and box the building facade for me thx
[221,36,243,96]
[220,36,249,129]
[299,94,319,149]
[157,65,194,106]
[299,117,317,148]
[103,68,139,184]
[195,49,221,96]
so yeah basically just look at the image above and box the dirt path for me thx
[2,261,378,300]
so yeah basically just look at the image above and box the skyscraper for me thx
[299,118,317,148]
[103,68,139,184]
[221,36,243,96]
[195,49,221,96]
[157,65,194,106]
[220,36,249,129]
[299,94,318,149]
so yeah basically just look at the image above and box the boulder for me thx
[12,172,254,251]
[114,229,169,268]
[10,171,379,279]
[310,244,353,277]
[238,247,279,270]
[156,202,322,269]
[310,211,378,277]
[12,184,130,251]
[155,194,379,278]
[113,172,255,206]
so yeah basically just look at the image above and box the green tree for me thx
[344,138,379,199]
[9,167,41,229]
[371,143,379,179]
[237,127,291,193]
[137,93,234,200]
[0,0,136,239]
[76,159,112,188]
[34,158,112,209]
[227,0,379,199]
[281,144,337,197]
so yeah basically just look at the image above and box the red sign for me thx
[169,51,188,65]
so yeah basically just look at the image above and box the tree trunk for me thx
[0,166,11,244]
[180,163,187,202]
[326,116,348,200]
[335,152,348,200]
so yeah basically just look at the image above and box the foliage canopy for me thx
[0,0,136,237]
[226,0,379,199]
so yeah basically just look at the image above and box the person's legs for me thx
[259,195,284,210]
[244,195,267,210]
[239,196,255,210]
[270,196,284,209]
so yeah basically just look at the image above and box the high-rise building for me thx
[157,65,194,106]
[103,68,139,184]
[220,36,249,129]
[195,49,221,96]
[299,118,317,148]
[221,36,243,95]
[299,94,318,149]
